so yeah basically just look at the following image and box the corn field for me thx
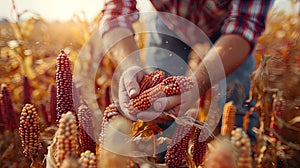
[0,2,299,168]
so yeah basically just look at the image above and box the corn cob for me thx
[73,84,81,111]
[221,101,236,135]
[128,84,164,114]
[269,98,284,140]
[165,125,194,167]
[192,127,207,166]
[103,103,119,121]
[231,128,252,168]
[99,104,119,145]
[22,76,31,104]
[139,70,165,92]
[0,98,3,132]
[56,50,76,123]
[99,104,136,168]
[78,105,96,153]
[132,70,165,117]
[49,84,57,125]
[128,76,195,114]
[78,150,97,168]
[1,84,18,130]
[56,111,79,167]
[19,104,42,158]
[139,71,154,92]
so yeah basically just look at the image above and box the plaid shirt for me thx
[100,0,273,49]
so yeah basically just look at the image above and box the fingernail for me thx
[154,102,162,111]
[129,89,137,97]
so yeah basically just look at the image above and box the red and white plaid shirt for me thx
[100,0,273,49]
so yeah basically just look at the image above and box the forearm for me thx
[193,34,251,95]
[103,27,144,70]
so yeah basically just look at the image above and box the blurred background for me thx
[0,0,299,22]
[0,0,299,167]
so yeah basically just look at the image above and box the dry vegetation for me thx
[0,2,299,168]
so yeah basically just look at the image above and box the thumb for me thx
[122,67,145,98]
[124,78,140,98]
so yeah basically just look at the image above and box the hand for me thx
[137,82,200,121]
[118,66,146,121]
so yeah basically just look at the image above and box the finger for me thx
[119,80,130,106]
[123,77,140,98]
[122,67,144,98]
[118,80,137,121]
[118,99,138,121]
[122,114,138,121]
[136,110,162,122]
[153,95,181,112]
[119,104,138,121]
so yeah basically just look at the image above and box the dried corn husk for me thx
[98,115,135,168]
[46,135,58,168]
[252,10,300,167]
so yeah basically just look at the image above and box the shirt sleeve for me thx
[99,0,139,36]
[221,0,274,49]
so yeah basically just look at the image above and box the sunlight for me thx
[0,0,295,22]
[0,0,104,21]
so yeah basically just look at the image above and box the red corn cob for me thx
[139,72,152,92]
[19,104,42,158]
[1,84,18,130]
[192,127,207,166]
[269,98,285,140]
[0,97,4,132]
[103,103,119,121]
[161,76,195,95]
[148,70,165,88]
[139,70,165,92]
[56,50,76,123]
[23,76,31,104]
[128,84,164,114]
[99,104,119,145]
[78,105,96,153]
[49,84,57,125]
[128,76,195,114]
[165,125,194,167]
[73,84,81,111]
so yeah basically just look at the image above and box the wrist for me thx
[103,28,144,69]
[190,65,211,97]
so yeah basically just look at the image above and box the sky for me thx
[0,0,105,22]
[0,0,298,22]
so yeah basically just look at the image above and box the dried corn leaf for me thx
[289,116,300,125]
[45,131,58,168]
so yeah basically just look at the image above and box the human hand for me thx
[118,66,167,122]
[118,66,146,121]
[119,67,199,122]
[136,80,200,121]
